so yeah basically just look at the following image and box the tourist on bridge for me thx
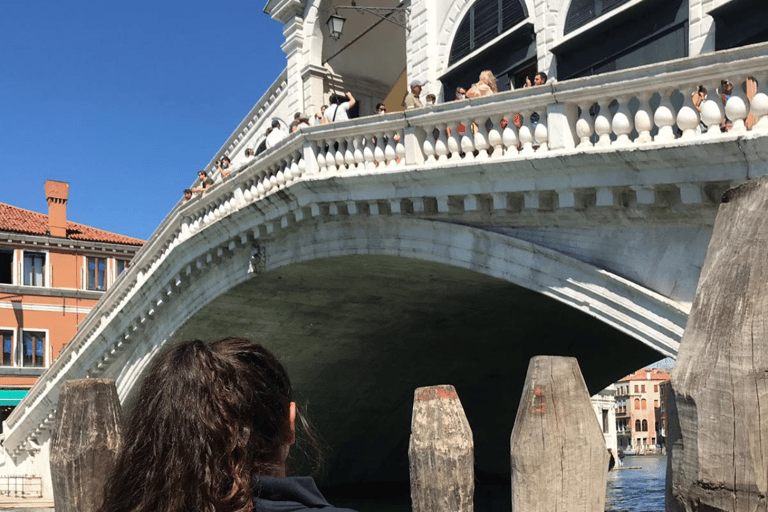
[326,91,356,122]
[182,188,193,201]
[466,70,497,98]
[266,119,288,149]
[190,170,213,194]
[403,81,424,109]
[97,337,358,512]
[217,156,232,180]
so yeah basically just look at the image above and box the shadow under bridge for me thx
[166,254,661,486]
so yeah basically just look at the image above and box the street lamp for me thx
[326,5,410,40]
[326,13,347,40]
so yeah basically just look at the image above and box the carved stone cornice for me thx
[263,0,305,23]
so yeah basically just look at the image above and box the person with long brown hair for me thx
[98,337,357,512]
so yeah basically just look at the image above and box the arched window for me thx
[635,420,641,432]
[634,399,640,410]
[642,419,648,432]
[641,399,647,410]
[556,0,688,80]
[449,0,529,65]
[443,0,534,97]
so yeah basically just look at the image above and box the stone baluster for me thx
[633,93,653,143]
[283,157,294,183]
[335,138,347,170]
[297,151,306,177]
[352,135,365,171]
[752,89,768,130]
[460,118,475,160]
[611,95,634,146]
[291,152,302,180]
[487,114,504,158]
[363,136,376,170]
[447,121,462,161]
[422,123,437,165]
[374,132,387,167]
[593,101,613,147]
[315,140,328,174]
[323,139,336,173]
[344,136,356,169]
[533,111,548,152]
[268,168,279,189]
[518,110,536,154]
[434,123,450,162]
[677,84,701,140]
[385,132,398,167]
[653,89,677,142]
[503,113,521,155]
[725,81,749,133]
[575,103,595,148]
[256,173,267,197]
[473,116,491,159]
[395,129,406,167]
[275,161,287,187]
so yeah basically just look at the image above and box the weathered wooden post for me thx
[50,378,123,512]
[669,178,768,512]
[510,356,607,512]
[409,384,474,512]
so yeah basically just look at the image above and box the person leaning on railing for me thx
[97,337,358,512]
[190,170,214,194]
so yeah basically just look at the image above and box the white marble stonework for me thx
[2,3,766,499]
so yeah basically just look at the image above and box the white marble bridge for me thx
[5,42,768,492]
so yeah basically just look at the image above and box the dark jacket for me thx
[254,476,358,512]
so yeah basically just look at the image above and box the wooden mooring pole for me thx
[49,378,123,512]
[510,356,607,512]
[669,178,768,512]
[409,384,474,512]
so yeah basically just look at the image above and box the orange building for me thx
[614,368,670,454]
[0,181,143,427]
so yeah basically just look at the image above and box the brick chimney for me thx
[44,180,69,238]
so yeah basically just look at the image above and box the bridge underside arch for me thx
[167,253,662,485]
[110,216,683,486]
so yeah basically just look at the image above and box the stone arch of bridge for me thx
[113,214,682,404]
[107,214,680,484]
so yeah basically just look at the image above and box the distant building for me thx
[591,384,617,454]
[615,368,670,453]
[0,181,143,428]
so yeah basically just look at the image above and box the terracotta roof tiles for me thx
[0,203,144,246]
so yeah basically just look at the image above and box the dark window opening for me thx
[449,0,529,65]
[712,0,768,51]
[0,251,11,284]
[556,0,687,81]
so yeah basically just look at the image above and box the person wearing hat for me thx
[265,119,288,149]
[403,80,424,110]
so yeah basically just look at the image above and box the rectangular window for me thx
[87,257,106,291]
[116,259,128,276]
[602,409,609,433]
[641,384,646,392]
[23,252,45,286]
[0,250,12,284]
[0,331,12,366]
[634,384,638,393]
[654,384,658,392]
[654,399,659,408]
[660,386,664,396]
[19,331,45,368]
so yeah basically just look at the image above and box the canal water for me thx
[327,454,667,512]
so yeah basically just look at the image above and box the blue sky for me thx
[1,0,285,240]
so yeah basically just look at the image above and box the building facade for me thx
[615,368,670,453]
[591,384,618,454]
[0,181,143,429]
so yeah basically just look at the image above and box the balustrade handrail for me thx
[5,41,768,453]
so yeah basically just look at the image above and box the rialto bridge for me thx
[4,43,768,494]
